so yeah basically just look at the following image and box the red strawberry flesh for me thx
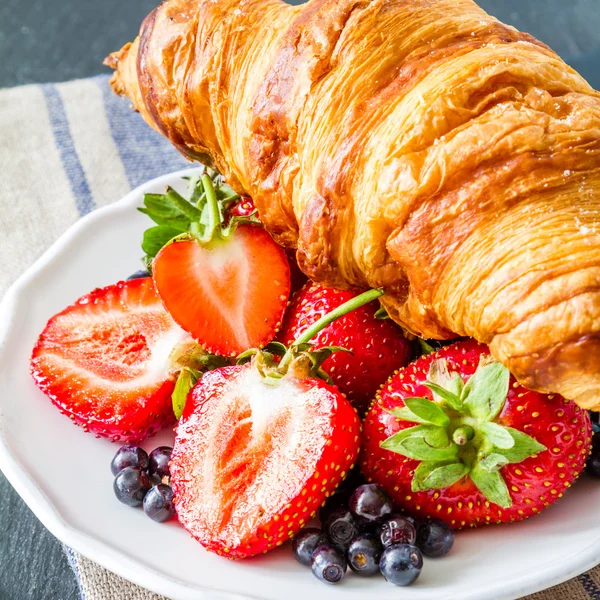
[31,278,189,442]
[153,225,290,356]
[171,364,361,558]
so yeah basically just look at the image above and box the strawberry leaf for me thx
[387,405,434,425]
[493,427,547,463]
[264,342,288,357]
[412,461,470,492]
[460,361,510,422]
[166,187,203,221]
[479,422,515,449]
[141,192,187,219]
[479,452,510,472]
[172,368,200,419]
[418,339,436,355]
[425,359,464,410]
[139,170,242,264]
[374,305,390,320]
[381,425,458,462]
[470,460,512,508]
[404,397,450,427]
[142,226,182,258]
[138,208,190,232]
[424,382,461,410]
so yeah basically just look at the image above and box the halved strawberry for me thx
[153,225,290,357]
[150,175,291,357]
[169,289,386,559]
[30,278,191,442]
[229,197,307,293]
[171,362,360,559]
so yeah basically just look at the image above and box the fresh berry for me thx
[229,197,256,218]
[417,519,454,557]
[152,176,290,357]
[322,508,360,551]
[349,483,393,523]
[379,515,417,548]
[379,544,423,586]
[148,446,172,479]
[110,445,149,476]
[319,492,350,525]
[153,226,290,357]
[113,467,151,507]
[587,432,600,477]
[31,278,189,442]
[279,283,411,413]
[171,364,360,558]
[347,534,382,576]
[362,339,592,528]
[292,528,329,566]
[311,544,347,584]
[143,484,175,522]
[127,270,150,280]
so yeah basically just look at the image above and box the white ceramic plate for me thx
[1,168,600,600]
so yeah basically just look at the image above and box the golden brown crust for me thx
[107,0,600,409]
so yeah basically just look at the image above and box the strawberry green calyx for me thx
[138,168,258,267]
[169,340,232,419]
[381,357,547,508]
[239,288,385,384]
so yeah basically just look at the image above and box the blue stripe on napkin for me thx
[579,573,600,599]
[41,84,96,216]
[97,75,189,188]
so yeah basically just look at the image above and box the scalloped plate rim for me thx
[0,168,599,600]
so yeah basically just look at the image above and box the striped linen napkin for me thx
[0,74,598,600]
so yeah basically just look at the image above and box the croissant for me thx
[106,0,600,410]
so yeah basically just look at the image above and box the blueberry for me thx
[149,446,172,479]
[110,445,149,476]
[417,519,454,557]
[318,492,349,524]
[322,508,360,551]
[127,270,150,280]
[379,514,417,548]
[380,544,423,586]
[347,534,382,576]
[292,528,329,566]
[143,484,175,522]
[349,483,393,523]
[311,544,347,584]
[113,467,151,507]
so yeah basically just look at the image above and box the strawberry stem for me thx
[278,288,385,371]
[201,174,221,241]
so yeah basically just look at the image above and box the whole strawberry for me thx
[279,283,411,414]
[170,290,384,559]
[361,339,592,528]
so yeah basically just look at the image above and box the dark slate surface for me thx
[0,1,598,599]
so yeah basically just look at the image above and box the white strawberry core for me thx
[194,236,251,350]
